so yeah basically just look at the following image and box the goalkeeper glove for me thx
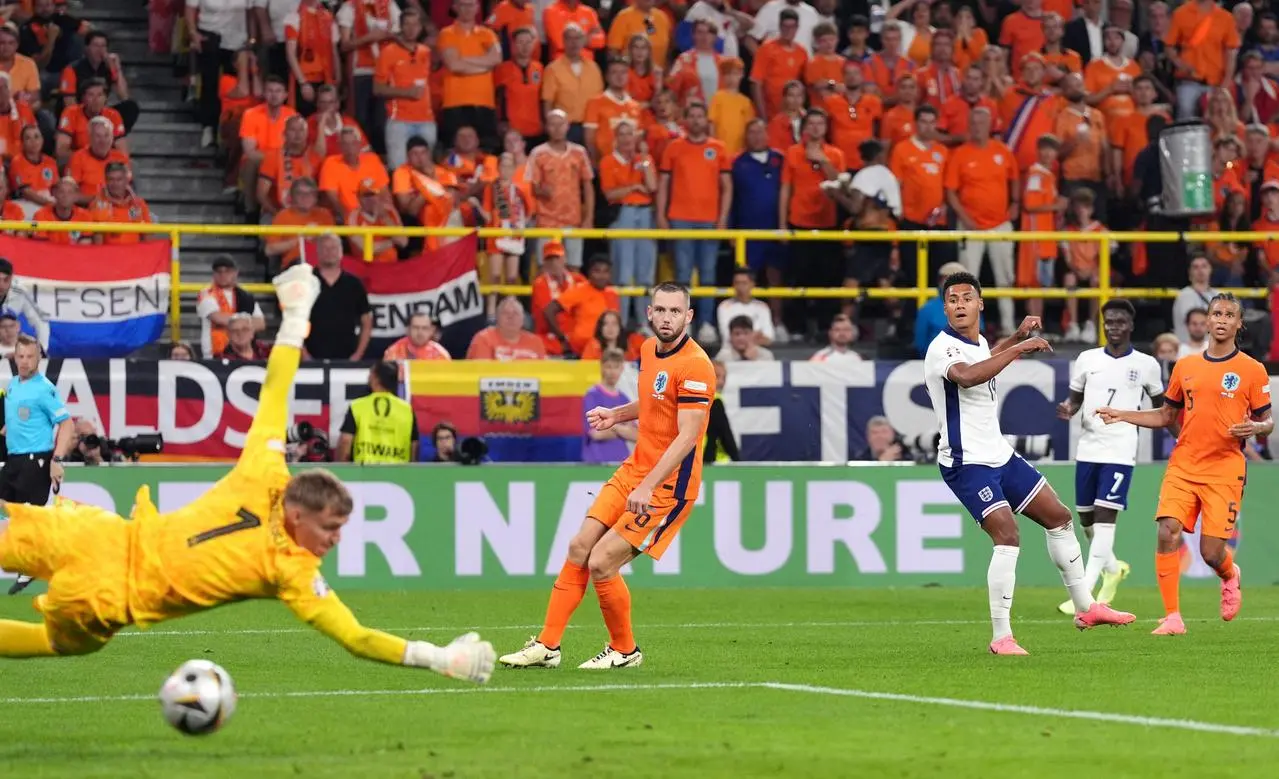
[403,632,496,684]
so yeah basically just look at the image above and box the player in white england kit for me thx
[922,273,1135,655]
[1055,299,1164,615]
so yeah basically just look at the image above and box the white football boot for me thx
[577,645,643,670]
[498,636,562,668]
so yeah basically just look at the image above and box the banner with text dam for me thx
[36,464,1269,590]
[0,236,170,357]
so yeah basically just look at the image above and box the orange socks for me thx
[1212,547,1232,578]
[537,561,590,649]
[594,575,636,655]
[1156,550,1181,616]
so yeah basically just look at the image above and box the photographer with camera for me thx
[428,422,490,465]
[855,416,913,463]
[337,362,418,464]
[67,418,122,466]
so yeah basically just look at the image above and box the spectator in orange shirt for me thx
[1001,53,1061,172]
[238,76,298,213]
[861,22,911,105]
[436,0,500,152]
[267,177,336,268]
[643,89,683,164]
[917,29,961,110]
[625,33,660,109]
[319,125,390,218]
[656,100,732,334]
[0,73,34,161]
[1252,180,1279,280]
[939,65,1000,145]
[666,19,723,107]
[383,312,452,360]
[67,116,129,205]
[1041,13,1082,87]
[944,106,1019,333]
[32,176,91,244]
[1055,73,1113,222]
[1018,135,1065,324]
[600,121,657,326]
[1084,26,1142,133]
[56,79,124,165]
[891,0,935,68]
[308,83,368,158]
[544,255,619,356]
[391,134,461,252]
[9,123,54,217]
[952,5,989,72]
[256,115,322,220]
[346,181,406,262]
[486,0,538,62]
[1166,0,1241,119]
[890,103,952,268]
[781,108,845,331]
[375,7,435,171]
[879,73,918,150]
[89,162,156,245]
[803,22,845,104]
[441,124,498,207]
[998,0,1046,79]
[1109,75,1170,195]
[751,9,807,120]
[766,80,804,152]
[823,61,882,170]
[529,240,585,352]
[336,0,401,156]
[284,0,340,116]
[542,24,603,144]
[1060,188,1109,337]
[543,0,605,61]
[583,56,643,164]
[494,27,543,144]
[466,295,548,360]
[0,173,24,230]
[607,0,671,69]
[526,109,594,268]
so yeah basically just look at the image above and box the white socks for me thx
[1083,522,1117,593]
[1046,522,1094,612]
[988,545,1020,641]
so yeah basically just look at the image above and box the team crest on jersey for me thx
[703,148,716,161]
[1222,372,1241,392]
[932,151,943,163]
[978,486,994,503]
[653,370,669,396]
[312,574,330,598]
[531,70,541,84]
[1127,369,1139,385]
[994,154,1004,164]
[480,377,541,425]
[41,168,53,181]
[945,346,961,358]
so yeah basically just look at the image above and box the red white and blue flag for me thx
[306,233,485,358]
[0,236,170,357]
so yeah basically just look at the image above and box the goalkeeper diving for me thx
[0,264,496,684]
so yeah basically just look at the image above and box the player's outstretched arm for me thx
[1095,405,1179,429]
[947,337,1051,389]
[587,401,638,430]
[282,582,495,684]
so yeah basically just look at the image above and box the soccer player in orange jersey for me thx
[1098,293,1270,636]
[500,282,715,669]
[0,265,496,684]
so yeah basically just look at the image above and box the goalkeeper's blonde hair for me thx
[284,469,354,516]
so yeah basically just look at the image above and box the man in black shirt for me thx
[18,0,86,93]
[59,31,138,134]
[306,234,372,360]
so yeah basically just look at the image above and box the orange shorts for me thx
[586,475,694,561]
[1155,474,1243,540]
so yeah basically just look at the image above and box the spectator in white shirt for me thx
[684,0,754,58]
[715,315,776,361]
[187,0,251,148]
[810,313,862,363]
[717,267,774,345]
[1178,308,1209,358]
[1171,253,1216,344]
[748,0,821,54]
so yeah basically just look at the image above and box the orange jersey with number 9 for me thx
[618,335,716,500]
[1164,349,1271,485]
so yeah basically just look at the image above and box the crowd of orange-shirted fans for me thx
[146,0,1279,361]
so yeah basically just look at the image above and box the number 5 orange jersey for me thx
[1164,349,1271,485]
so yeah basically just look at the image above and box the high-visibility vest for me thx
[349,391,416,464]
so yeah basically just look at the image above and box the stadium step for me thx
[129,128,206,154]
[150,203,244,224]
[79,7,148,24]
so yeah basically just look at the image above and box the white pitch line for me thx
[112,615,1279,639]
[6,680,1278,739]
[761,682,1279,738]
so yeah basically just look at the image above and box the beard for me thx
[649,317,685,344]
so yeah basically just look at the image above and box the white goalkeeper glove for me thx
[404,632,496,685]
[272,264,322,348]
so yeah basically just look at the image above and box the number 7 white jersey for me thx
[923,327,1016,469]
[1071,346,1164,466]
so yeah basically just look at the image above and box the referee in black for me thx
[3,334,73,594]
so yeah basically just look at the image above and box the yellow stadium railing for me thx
[0,220,1269,347]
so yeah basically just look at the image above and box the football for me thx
[158,660,237,736]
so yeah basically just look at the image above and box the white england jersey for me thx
[923,328,1016,468]
[1071,346,1164,466]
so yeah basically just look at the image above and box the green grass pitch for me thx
[2,585,1278,778]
